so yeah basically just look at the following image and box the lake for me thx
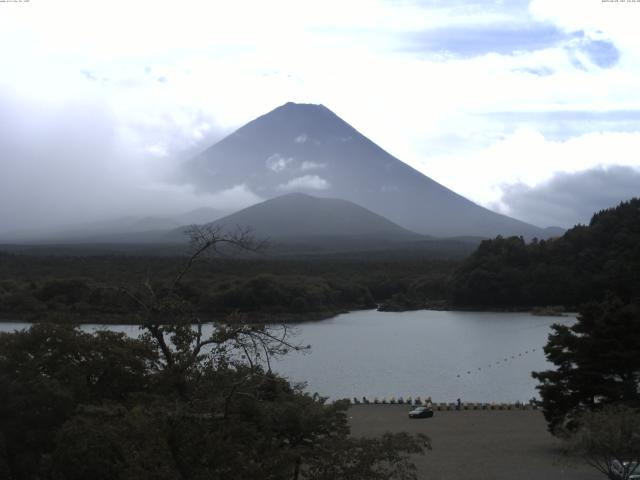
[0,309,574,403]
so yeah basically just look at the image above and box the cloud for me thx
[204,184,262,209]
[146,144,169,157]
[277,175,330,191]
[480,110,640,141]
[420,128,640,218]
[1,0,639,236]
[0,89,240,235]
[400,0,532,10]
[514,66,555,76]
[294,134,308,144]
[300,160,327,171]
[266,154,295,172]
[494,166,640,228]
[403,22,574,58]
[529,0,640,47]
[529,0,637,71]
[80,69,99,82]
[141,183,263,212]
[580,39,619,68]
[402,20,620,72]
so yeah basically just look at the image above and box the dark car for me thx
[612,460,640,479]
[408,406,434,419]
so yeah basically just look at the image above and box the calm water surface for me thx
[1,309,574,403]
[271,310,575,403]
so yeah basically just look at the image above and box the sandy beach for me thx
[348,405,602,480]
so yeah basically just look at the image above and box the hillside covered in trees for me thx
[451,198,640,309]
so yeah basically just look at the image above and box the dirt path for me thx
[348,405,602,480]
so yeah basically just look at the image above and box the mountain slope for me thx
[184,102,554,238]
[169,193,425,250]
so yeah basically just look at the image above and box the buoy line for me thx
[455,346,541,379]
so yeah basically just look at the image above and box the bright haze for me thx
[1,0,639,236]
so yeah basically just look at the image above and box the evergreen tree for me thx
[532,297,640,434]
[451,197,640,308]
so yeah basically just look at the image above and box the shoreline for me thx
[0,305,575,325]
[379,303,572,315]
[0,309,347,326]
[347,399,539,410]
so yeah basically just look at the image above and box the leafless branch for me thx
[168,224,267,294]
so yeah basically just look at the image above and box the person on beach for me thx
[457,398,461,410]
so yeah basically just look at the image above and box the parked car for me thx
[408,406,434,419]
[612,460,640,479]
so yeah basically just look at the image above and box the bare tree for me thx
[572,405,640,480]
[115,224,304,396]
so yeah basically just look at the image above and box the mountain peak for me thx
[280,101,327,110]
[255,101,341,127]
[209,100,357,153]
[186,104,553,238]
[271,192,314,200]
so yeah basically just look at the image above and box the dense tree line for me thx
[3,199,639,317]
[451,198,640,308]
[0,252,456,322]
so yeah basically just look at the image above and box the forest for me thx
[0,250,457,323]
[450,198,640,309]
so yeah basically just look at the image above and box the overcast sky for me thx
[1,0,639,233]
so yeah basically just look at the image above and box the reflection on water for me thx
[0,309,574,402]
